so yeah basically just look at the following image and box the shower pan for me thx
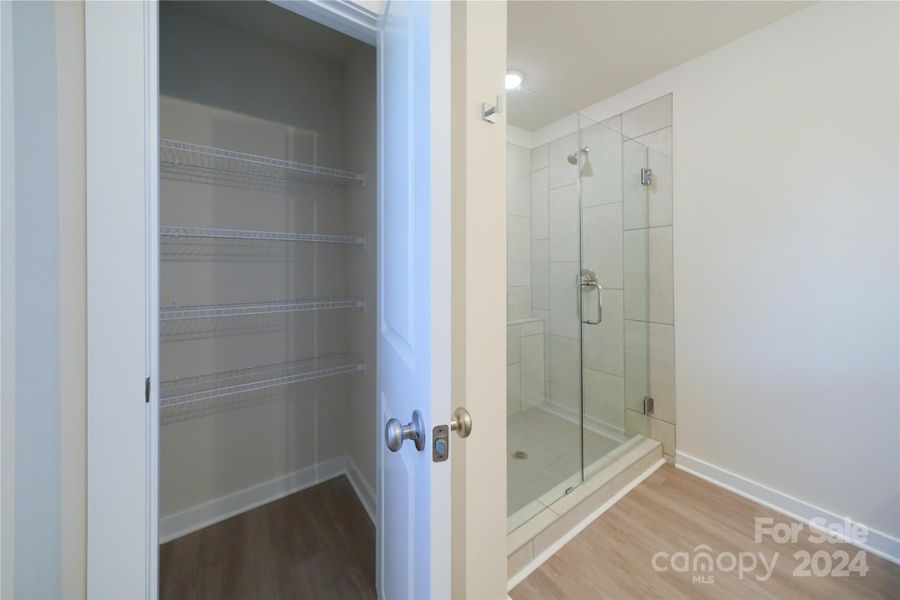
[505,87,652,532]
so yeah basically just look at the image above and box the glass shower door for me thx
[506,88,584,532]
[576,113,650,478]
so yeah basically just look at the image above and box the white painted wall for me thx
[580,1,900,543]
[158,4,375,529]
[1,1,86,597]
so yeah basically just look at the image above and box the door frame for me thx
[85,2,507,598]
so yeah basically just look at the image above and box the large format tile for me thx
[507,363,521,415]
[507,323,521,365]
[582,203,623,290]
[508,285,531,321]
[548,184,579,262]
[531,168,549,239]
[648,147,673,227]
[622,94,672,139]
[549,335,581,413]
[635,126,672,157]
[508,215,531,287]
[623,139,648,229]
[532,308,551,381]
[580,122,623,207]
[648,322,675,424]
[531,143,548,172]
[583,368,625,431]
[507,143,532,217]
[624,319,649,413]
[649,226,674,324]
[582,289,624,377]
[531,239,549,310]
[549,261,579,339]
[521,333,545,407]
[624,228,649,321]
[548,132,579,189]
[648,415,675,456]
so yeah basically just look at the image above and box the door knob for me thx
[450,407,472,438]
[385,410,426,452]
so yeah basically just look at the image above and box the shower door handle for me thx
[579,268,603,325]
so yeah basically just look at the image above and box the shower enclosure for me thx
[506,88,653,531]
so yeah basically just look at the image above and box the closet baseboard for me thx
[345,456,376,524]
[160,455,368,543]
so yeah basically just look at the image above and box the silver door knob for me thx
[385,410,426,452]
[450,407,472,438]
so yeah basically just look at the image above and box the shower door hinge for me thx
[145,377,151,403]
[642,396,654,415]
[640,168,653,186]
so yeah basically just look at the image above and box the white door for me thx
[376,1,452,599]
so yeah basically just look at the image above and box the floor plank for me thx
[160,475,375,600]
[511,464,900,600]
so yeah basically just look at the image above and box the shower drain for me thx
[512,450,528,460]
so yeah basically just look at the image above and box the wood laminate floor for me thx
[512,464,900,600]
[160,475,375,600]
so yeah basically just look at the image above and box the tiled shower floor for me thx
[508,405,622,531]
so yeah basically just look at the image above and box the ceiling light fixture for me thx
[505,71,523,90]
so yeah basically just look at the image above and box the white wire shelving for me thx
[159,138,366,187]
[161,297,365,321]
[160,353,365,410]
[160,225,365,247]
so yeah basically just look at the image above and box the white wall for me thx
[1,1,87,597]
[580,1,900,549]
[158,4,374,531]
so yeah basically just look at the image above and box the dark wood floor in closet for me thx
[160,475,375,600]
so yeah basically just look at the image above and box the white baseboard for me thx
[160,455,373,543]
[345,455,376,524]
[507,457,666,591]
[676,451,900,565]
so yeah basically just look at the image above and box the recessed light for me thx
[505,71,523,90]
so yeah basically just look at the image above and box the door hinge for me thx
[640,168,653,186]
[145,377,151,403]
[642,396,654,415]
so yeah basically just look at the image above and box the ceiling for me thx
[177,1,368,63]
[508,1,810,113]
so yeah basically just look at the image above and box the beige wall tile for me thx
[531,168,549,239]
[649,323,675,423]
[582,289,624,377]
[531,239,549,310]
[507,142,532,217]
[550,334,581,413]
[507,285,531,320]
[508,215,531,287]
[623,139,648,229]
[583,368,625,430]
[531,143,548,172]
[624,319,649,412]
[508,541,533,578]
[582,203,623,290]
[622,94,673,139]
[649,226,674,323]
[580,122,623,207]
[507,323,521,365]
[548,183,579,261]
[649,416,676,456]
[549,261,579,339]
[548,132,578,189]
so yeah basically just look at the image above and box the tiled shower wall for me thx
[506,94,675,460]
[618,94,676,459]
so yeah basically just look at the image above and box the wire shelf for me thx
[160,353,365,409]
[159,138,366,187]
[161,297,365,320]
[160,225,365,247]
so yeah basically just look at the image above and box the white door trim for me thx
[85,1,158,597]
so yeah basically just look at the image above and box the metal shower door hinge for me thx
[642,396,654,415]
[640,168,653,186]
[145,377,151,403]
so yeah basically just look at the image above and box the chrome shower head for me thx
[567,147,590,165]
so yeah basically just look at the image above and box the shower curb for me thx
[506,437,663,590]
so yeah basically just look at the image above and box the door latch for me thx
[432,407,473,462]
